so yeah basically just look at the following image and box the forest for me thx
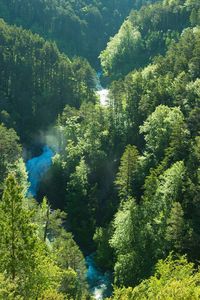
[0,0,200,299]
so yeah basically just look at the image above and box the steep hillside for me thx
[100,0,200,78]
[0,19,96,142]
[0,0,200,299]
[0,0,158,67]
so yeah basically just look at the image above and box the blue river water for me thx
[26,145,54,197]
[26,145,112,299]
[86,255,112,299]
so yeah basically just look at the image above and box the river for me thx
[86,255,112,299]
[97,89,109,106]
[26,145,54,197]
[26,145,112,299]
[96,71,109,106]
[25,77,111,299]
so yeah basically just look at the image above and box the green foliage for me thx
[165,202,186,252]
[39,17,200,290]
[33,197,67,241]
[0,0,154,67]
[52,230,87,289]
[115,145,140,199]
[39,289,65,300]
[0,19,96,142]
[105,21,200,289]
[41,103,116,250]
[100,20,143,79]
[66,157,97,248]
[0,174,89,299]
[93,226,114,270]
[108,26,200,151]
[110,198,143,286]
[142,161,186,256]
[0,175,37,282]
[101,0,194,78]
[0,273,22,300]
[0,124,22,186]
[140,105,189,160]
[110,160,187,286]
[1,0,200,298]
[59,268,79,299]
[0,175,60,298]
[110,254,200,299]
[26,196,88,298]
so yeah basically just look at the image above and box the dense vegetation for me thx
[110,255,200,299]
[0,174,89,299]
[100,0,200,79]
[0,0,157,67]
[0,19,96,142]
[0,0,200,298]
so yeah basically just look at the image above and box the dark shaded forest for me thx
[0,0,157,67]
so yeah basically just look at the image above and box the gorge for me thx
[25,83,111,300]
[1,1,199,298]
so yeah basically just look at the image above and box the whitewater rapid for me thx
[86,255,112,300]
[97,89,109,106]
[96,72,109,106]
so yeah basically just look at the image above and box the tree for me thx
[115,145,139,199]
[39,289,64,300]
[100,0,191,79]
[110,198,144,286]
[109,254,200,300]
[0,273,21,300]
[165,202,187,252]
[0,124,22,186]
[100,19,143,78]
[0,20,96,142]
[140,105,189,161]
[0,174,37,281]
[34,197,66,242]
[66,158,96,249]
[52,230,88,299]
[0,174,62,298]
[10,159,29,196]
[93,225,114,270]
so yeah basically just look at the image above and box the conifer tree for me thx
[115,145,139,199]
[0,174,62,298]
[166,202,186,252]
[0,174,37,281]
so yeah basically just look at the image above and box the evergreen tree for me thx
[0,175,62,298]
[110,254,200,300]
[0,124,22,186]
[110,198,144,286]
[0,174,37,281]
[115,145,139,199]
[166,202,186,252]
